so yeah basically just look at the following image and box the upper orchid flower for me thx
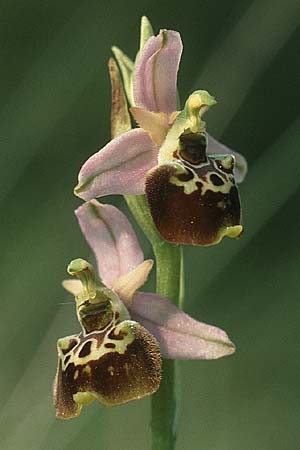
[54,200,235,418]
[74,20,247,246]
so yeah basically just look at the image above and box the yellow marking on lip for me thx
[221,155,235,170]
[212,225,243,246]
[224,225,243,238]
[83,365,91,376]
[73,392,94,406]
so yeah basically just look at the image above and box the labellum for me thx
[54,259,162,419]
[146,131,243,246]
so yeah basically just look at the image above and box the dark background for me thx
[1,1,300,449]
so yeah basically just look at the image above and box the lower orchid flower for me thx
[54,258,162,419]
[54,200,235,419]
[74,19,247,246]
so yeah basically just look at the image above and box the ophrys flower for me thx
[74,22,247,246]
[54,200,236,419]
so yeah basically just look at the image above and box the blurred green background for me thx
[1,1,300,449]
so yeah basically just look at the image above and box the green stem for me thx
[125,195,184,450]
[151,243,182,450]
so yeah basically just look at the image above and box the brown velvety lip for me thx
[145,160,242,246]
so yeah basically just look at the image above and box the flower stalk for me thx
[151,245,182,450]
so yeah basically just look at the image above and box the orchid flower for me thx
[54,200,235,419]
[74,23,247,246]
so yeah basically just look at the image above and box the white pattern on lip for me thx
[59,319,136,372]
[169,157,235,196]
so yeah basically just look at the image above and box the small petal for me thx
[74,129,158,200]
[111,259,154,305]
[130,107,169,146]
[129,292,235,359]
[62,279,82,296]
[75,200,144,287]
[133,30,182,115]
[207,134,247,183]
